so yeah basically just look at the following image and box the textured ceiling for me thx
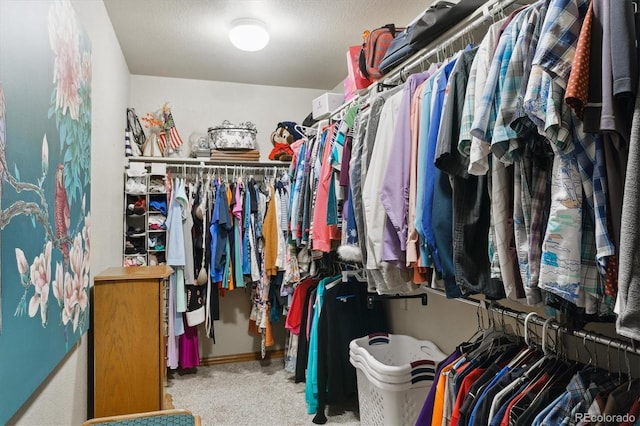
[103,0,433,90]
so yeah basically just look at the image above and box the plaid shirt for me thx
[539,148,583,305]
[571,117,615,276]
[532,0,590,88]
[465,20,506,175]
[526,0,588,145]
[511,0,550,139]
[544,79,574,152]
[580,201,600,314]
[576,391,606,426]
[471,12,524,146]
[458,40,481,157]
[514,140,550,304]
[540,368,618,426]
[493,4,540,163]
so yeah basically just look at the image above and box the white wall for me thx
[8,1,130,424]
[129,75,327,161]
[388,291,640,375]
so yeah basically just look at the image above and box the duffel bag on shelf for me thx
[379,0,489,75]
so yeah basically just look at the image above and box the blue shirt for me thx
[415,74,437,267]
[421,57,457,273]
[468,366,510,425]
[166,178,186,266]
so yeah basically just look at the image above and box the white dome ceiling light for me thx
[229,19,270,52]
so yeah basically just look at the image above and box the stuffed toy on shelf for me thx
[268,121,305,162]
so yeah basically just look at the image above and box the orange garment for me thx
[413,266,432,285]
[565,1,593,119]
[263,185,278,276]
[227,258,235,291]
[248,318,259,334]
[432,359,468,425]
[264,308,275,347]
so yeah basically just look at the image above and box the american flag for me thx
[158,111,184,153]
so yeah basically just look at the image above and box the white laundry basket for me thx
[349,333,446,426]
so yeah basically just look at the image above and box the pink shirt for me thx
[312,126,340,252]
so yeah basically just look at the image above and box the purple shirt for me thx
[415,349,462,425]
[380,72,430,263]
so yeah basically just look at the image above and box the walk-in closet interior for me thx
[1,0,640,425]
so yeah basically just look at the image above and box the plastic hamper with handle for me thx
[349,333,446,425]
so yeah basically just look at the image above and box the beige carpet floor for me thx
[167,359,360,426]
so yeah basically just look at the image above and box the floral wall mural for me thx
[0,0,91,422]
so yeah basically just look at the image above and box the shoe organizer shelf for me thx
[124,172,167,267]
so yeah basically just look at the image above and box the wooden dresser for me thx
[90,265,173,418]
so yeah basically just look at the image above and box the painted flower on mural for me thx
[28,241,53,326]
[14,242,55,328]
[52,261,63,306]
[61,233,89,331]
[47,0,91,206]
[49,213,90,333]
[15,248,28,276]
[48,0,81,121]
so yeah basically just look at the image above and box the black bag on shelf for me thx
[379,0,489,74]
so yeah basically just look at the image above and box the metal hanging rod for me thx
[127,157,290,168]
[329,0,530,120]
[422,288,640,356]
[164,164,289,181]
[382,0,528,85]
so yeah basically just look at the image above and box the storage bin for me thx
[207,120,257,150]
[349,333,446,425]
[312,92,344,119]
[349,333,446,383]
[352,358,432,426]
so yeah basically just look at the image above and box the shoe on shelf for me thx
[126,226,145,237]
[124,241,138,255]
[127,197,146,215]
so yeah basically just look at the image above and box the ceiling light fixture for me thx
[229,19,270,52]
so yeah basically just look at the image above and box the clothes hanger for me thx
[341,268,366,282]
[377,81,399,93]
[294,124,314,138]
[456,304,486,353]
[504,312,541,369]
[626,343,634,391]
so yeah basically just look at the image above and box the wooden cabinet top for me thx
[94,265,174,283]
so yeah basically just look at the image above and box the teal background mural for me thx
[0,0,92,423]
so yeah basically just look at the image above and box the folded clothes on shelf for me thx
[210,148,260,161]
[149,200,167,214]
[148,177,166,193]
[125,177,146,194]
